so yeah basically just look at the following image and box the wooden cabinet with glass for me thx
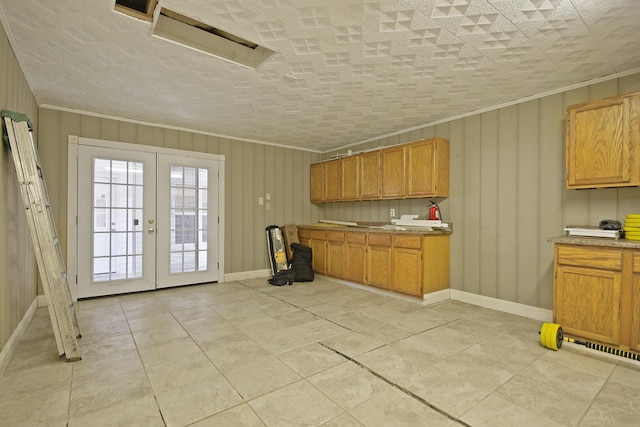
[566,91,640,189]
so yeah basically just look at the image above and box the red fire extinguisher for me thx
[428,200,440,220]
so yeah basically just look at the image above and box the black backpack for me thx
[289,243,314,282]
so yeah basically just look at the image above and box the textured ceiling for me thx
[0,0,639,152]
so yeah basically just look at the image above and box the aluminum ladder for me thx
[2,110,81,361]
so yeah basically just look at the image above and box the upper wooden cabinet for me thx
[359,150,381,199]
[382,145,405,198]
[310,136,449,203]
[566,91,640,189]
[340,155,360,200]
[310,159,341,202]
[310,162,324,203]
[406,137,449,197]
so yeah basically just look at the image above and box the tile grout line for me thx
[119,299,169,427]
[318,342,472,427]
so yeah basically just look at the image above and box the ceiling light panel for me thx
[150,7,276,70]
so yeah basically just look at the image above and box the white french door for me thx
[156,154,219,288]
[74,142,222,299]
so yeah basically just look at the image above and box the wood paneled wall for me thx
[0,24,39,355]
[319,73,640,309]
[37,110,322,278]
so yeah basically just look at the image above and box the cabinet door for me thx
[345,232,367,283]
[566,95,633,188]
[325,159,341,201]
[392,235,423,297]
[341,155,359,200]
[310,163,324,203]
[631,272,640,352]
[632,254,640,351]
[406,139,436,196]
[554,265,621,345]
[381,145,405,198]
[360,150,381,199]
[367,233,392,290]
[326,231,345,278]
[310,240,326,274]
[309,230,327,274]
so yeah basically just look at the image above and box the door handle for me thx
[148,228,155,234]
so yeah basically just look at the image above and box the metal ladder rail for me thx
[24,127,82,344]
[3,112,81,361]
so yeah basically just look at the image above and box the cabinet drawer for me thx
[556,245,622,271]
[298,228,310,239]
[633,253,640,273]
[327,231,345,242]
[346,232,367,244]
[368,233,392,247]
[310,230,327,240]
[394,235,422,249]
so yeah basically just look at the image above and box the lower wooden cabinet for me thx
[326,231,345,278]
[298,226,450,298]
[631,253,640,351]
[367,233,393,291]
[553,242,640,350]
[309,229,327,274]
[345,232,367,283]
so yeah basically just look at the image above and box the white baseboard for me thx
[422,289,451,305]
[0,298,38,376]
[224,269,271,282]
[37,294,48,307]
[449,289,553,323]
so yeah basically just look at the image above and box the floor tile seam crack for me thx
[372,317,463,349]
[575,363,619,426]
[246,282,359,335]
[318,342,472,426]
[400,317,463,341]
[133,338,169,427]
[152,394,168,426]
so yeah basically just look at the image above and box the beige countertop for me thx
[298,223,453,236]
[548,235,640,249]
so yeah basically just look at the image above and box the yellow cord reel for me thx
[540,322,563,351]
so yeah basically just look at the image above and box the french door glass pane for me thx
[92,158,144,282]
[169,165,208,274]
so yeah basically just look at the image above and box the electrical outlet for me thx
[390,208,395,217]
[258,197,264,205]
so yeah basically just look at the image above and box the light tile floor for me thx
[1,276,640,426]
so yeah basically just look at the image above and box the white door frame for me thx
[67,135,225,301]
